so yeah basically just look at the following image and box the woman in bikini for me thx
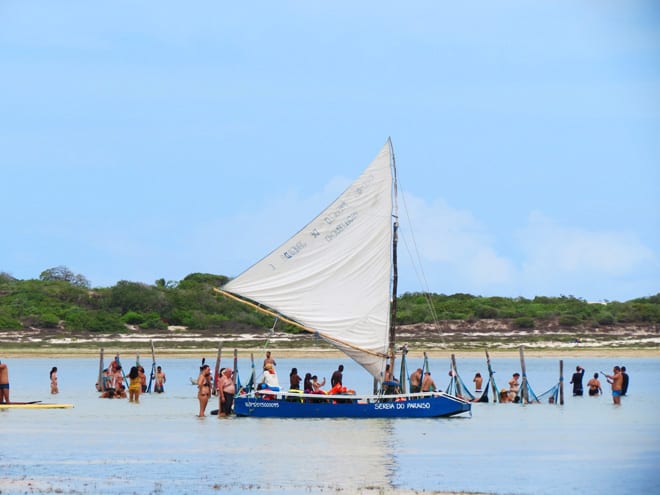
[197,364,212,417]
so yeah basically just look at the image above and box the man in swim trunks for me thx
[0,360,10,403]
[605,366,623,405]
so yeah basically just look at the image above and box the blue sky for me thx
[1,1,658,302]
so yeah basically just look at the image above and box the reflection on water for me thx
[0,356,658,494]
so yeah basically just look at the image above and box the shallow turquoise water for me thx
[1,355,658,494]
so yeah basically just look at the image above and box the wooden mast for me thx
[388,137,399,386]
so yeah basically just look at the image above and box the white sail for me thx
[222,140,396,379]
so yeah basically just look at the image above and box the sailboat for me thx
[215,139,471,418]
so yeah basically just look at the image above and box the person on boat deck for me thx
[473,372,483,393]
[383,364,399,394]
[303,373,313,392]
[587,373,602,396]
[197,364,212,416]
[421,371,436,393]
[570,366,585,396]
[218,367,235,417]
[605,366,623,405]
[311,375,326,393]
[289,368,302,391]
[154,366,166,393]
[508,373,520,401]
[331,365,344,388]
[621,365,629,395]
[50,366,59,394]
[128,366,141,403]
[263,351,276,371]
[0,360,10,404]
[138,366,147,393]
[259,363,280,390]
[409,368,423,393]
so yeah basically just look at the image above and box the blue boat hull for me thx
[233,394,471,418]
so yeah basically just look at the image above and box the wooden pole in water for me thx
[450,354,464,397]
[519,346,529,404]
[250,353,256,393]
[212,342,222,396]
[485,349,498,403]
[559,359,564,405]
[97,348,104,392]
[147,339,156,393]
[233,349,238,389]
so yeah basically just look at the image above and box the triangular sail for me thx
[220,141,396,379]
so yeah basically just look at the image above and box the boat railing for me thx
[245,389,467,403]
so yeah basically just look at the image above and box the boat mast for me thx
[388,138,399,376]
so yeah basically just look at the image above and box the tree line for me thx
[0,266,658,333]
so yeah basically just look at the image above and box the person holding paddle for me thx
[604,366,623,405]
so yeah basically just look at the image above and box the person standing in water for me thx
[605,366,623,405]
[197,364,212,417]
[473,372,483,393]
[0,360,10,403]
[154,366,166,393]
[50,366,59,394]
[128,366,141,403]
[570,366,585,396]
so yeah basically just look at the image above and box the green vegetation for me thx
[395,292,660,327]
[0,268,658,333]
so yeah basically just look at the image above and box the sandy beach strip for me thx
[2,346,658,359]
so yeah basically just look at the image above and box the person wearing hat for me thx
[260,362,280,390]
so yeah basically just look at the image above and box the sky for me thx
[1,1,658,302]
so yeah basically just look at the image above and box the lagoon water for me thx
[1,356,658,495]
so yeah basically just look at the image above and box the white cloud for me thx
[518,211,656,276]
[396,194,515,293]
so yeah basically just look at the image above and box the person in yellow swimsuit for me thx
[128,366,141,403]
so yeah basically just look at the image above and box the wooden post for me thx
[559,359,564,405]
[249,353,256,393]
[519,346,529,404]
[233,348,238,389]
[97,348,104,392]
[212,342,222,396]
[147,339,156,393]
[486,349,498,403]
[450,354,463,397]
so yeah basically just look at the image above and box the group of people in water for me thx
[196,363,236,417]
[195,351,357,417]
[98,358,166,401]
[467,364,630,404]
[570,364,630,404]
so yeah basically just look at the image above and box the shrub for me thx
[597,313,616,326]
[121,311,145,325]
[475,306,498,319]
[514,317,535,329]
[559,314,581,327]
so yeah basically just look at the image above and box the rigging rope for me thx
[397,180,445,341]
